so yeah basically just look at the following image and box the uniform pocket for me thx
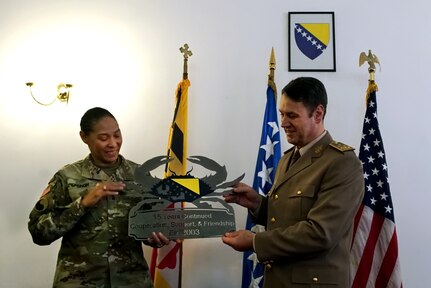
[287,185,316,220]
[292,265,338,285]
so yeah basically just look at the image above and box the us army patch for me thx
[330,141,354,152]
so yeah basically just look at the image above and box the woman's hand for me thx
[81,182,125,208]
[143,232,177,248]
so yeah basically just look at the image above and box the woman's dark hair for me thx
[80,107,116,135]
[281,77,328,117]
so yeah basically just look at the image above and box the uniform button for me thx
[297,190,302,195]
[271,217,276,223]
[312,277,318,282]
[274,194,279,200]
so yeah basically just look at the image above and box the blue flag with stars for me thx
[242,84,281,288]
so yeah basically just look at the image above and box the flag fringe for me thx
[268,80,277,102]
[177,79,190,94]
[366,82,378,102]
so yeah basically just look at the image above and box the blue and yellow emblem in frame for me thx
[288,12,336,72]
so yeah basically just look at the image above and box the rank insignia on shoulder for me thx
[314,145,324,154]
[330,141,355,152]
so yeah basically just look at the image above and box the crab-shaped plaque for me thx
[128,155,244,240]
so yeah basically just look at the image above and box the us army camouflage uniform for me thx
[28,155,153,288]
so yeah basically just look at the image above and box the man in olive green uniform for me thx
[223,78,364,287]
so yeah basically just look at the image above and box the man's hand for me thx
[222,230,255,252]
[223,182,261,210]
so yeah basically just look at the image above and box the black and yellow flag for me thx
[151,78,190,288]
[165,79,190,177]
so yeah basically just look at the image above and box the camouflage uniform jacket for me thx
[28,155,153,288]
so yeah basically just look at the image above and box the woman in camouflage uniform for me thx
[28,107,168,288]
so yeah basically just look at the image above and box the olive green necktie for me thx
[289,148,301,169]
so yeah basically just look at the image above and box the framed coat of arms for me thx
[288,12,336,72]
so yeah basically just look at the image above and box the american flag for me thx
[350,82,403,287]
[242,83,281,288]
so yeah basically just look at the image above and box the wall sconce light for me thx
[25,82,73,106]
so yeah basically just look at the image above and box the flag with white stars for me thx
[350,82,403,287]
[242,84,281,288]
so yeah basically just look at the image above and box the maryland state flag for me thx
[150,78,190,288]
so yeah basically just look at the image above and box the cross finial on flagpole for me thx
[180,44,193,80]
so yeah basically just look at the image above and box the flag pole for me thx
[180,43,192,80]
[177,43,192,288]
[165,44,192,173]
[359,49,381,99]
[154,44,191,288]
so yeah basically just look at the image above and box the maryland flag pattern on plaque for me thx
[294,23,330,60]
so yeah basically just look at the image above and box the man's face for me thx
[279,94,324,147]
[80,116,122,167]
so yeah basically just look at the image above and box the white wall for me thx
[0,0,428,287]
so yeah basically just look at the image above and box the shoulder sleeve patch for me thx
[330,141,355,152]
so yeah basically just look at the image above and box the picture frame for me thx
[288,12,336,72]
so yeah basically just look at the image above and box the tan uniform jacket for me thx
[252,132,364,288]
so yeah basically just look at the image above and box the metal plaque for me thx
[129,206,235,239]
[128,155,244,240]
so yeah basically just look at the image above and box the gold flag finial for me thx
[180,44,193,80]
[268,47,276,82]
[359,49,381,82]
[268,47,277,99]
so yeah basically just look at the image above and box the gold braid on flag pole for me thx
[359,49,380,102]
[268,47,277,100]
